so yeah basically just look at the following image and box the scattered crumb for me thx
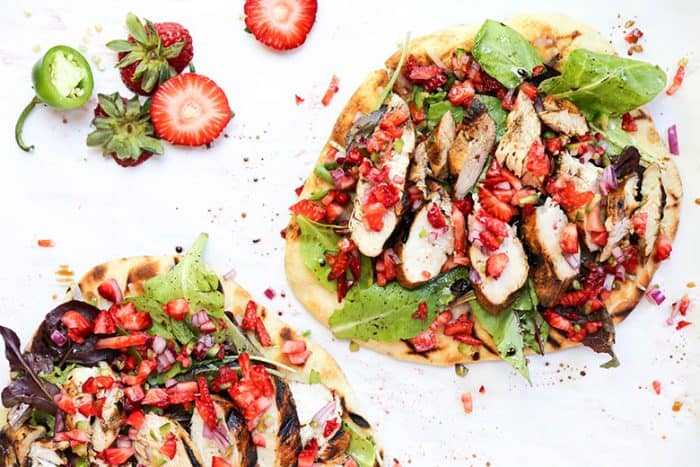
[241,212,247,218]
[94,24,103,33]
[672,401,683,412]
[694,198,700,205]
[91,55,102,65]
[32,44,41,53]
[624,20,635,28]
[78,44,88,52]
[252,238,261,243]
[23,10,32,17]
[687,282,696,288]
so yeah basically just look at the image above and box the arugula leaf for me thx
[40,363,78,386]
[471,19,543,88]
[127,296,195,346]
[539,49,666,118]
[143,233,224,318]
[426,101,465,130]
[582,308,618,368]
[297,215,341,291]
[344,422,377,467]
[329,268,469,342]
[590,116,660,166]
[475,94,507,139]
[512,281,549,354]
[470,300,530,382]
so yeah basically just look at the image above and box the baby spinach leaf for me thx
[471,19,543,88]
[539,49,666,117]
[297,216,342,292]
[329,268,469,342]
[469,299,530,383]
[143,233,225,318]
[475,94,507,139]
[513,282,549,355]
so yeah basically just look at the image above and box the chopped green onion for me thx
[314,164,334,184]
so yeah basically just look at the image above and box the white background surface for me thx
[1,1,699,466]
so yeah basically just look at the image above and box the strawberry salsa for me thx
[0,235,375,466]
[290,19,675,377]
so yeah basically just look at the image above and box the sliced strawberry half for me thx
[485,253,509,279]
[150,73,232,146]
[478,187,517,222]
[244,0,318,51]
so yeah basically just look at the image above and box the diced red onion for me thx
[564,254,580,270]
[385,248,400,264]
[424,44,447,69]
[127,428,138,440]
[156,349,176,373]
[223,268,237,281]
[533,95,544,113]
[615,264,627,281]
[467,58,481,80]
[50,330,67,347]
[598,165,618,196]
[646,287,666,306]
[493,181,511,191]
[116,436,132,448]
[503,88,517,108]
[164,378,178,388]
[667,300,682,325]
[151,335,166,354]
[668,124,679,155]
[611,246,624,263]
[428,231,439,243]
[191,310,210,328]
[203,421,232,451]
[330,168,346,187]
[603,273,615,292]
[392,175,404,185]
[469,268,482,285]
[411,200,422,211]
[311,400,337,426]
[264,288,276,300]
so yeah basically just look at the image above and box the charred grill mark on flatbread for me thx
[547,331,564,348]
[613,305,635,319]
[279,326,293,341]
[471,352,480,361]
[347,411,371,429]
[402,339,435,358]
[90,265,106,283]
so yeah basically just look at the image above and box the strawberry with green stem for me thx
[107,13,193,95]
[86,92,164,167]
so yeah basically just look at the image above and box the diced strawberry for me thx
[448,80,475,106]
[363,202,387,231]
[370,183,401,208]
[110,302,152,331]
[479,230,503,252]
[560,223,579,254]
[452,206,467,255]
[195,377,219,430]
[381,109,409,129]
[298,438,319,467]
[652,380,661,395]
[590,231,608,247]
[676,320,692,330]
[558,290,589,307]
[625,28,644,44]
[167,381,198,405]
[143,388,170,408]
[408,101,425,123]
[125,409,145,429]
[403,55,447,91]
[323,418,340,438]
[163,298,189,321]
[211,366,239,392]
[485,253,509,278]
[82,376,114,394]
[213,457,233,467]
[54,429,90,444]
[542,309,574,333]
[159,433,177,459]
[477,211,508,238]
[586,204,606,233]
[93,310,116,335]
[479,187,516,222]
[244,0,318,51]
[511,188,539,207]
[544,136,563,155]
[666,62,686,96]
[95,333,148,350]
[295,95,305,105]
[519,82,539,100]
[321,75,339,106]
[54,389,76,415]
[427,203,447,229]
[101,447,135,465]
[632,212,648,236]
[621,112,637,132]
[97,279,123,303]
[150,73,231,146]
[622,244,639,274]
[546,177,594,212]
[60,311,93,344]
[443,314,474,337]
[453,197,474,217]
[281,339,312,365]
[290,199,325,222]
[124,385,145,403]
[409,328,437,352]
[411,302,428,321]
[77,401,100,418]
[382,249,396,281]
[525,139,550,177]
[653,234,672,262]
[461,393,473,413]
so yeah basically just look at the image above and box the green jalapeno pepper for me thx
[15,45,94,152]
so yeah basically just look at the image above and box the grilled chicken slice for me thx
[134,413,203,466]
[62,364,124,454]
[495,92,541,178]
[289,382,342,445]
[408,141,430,198]
[448,112,497,199]
[0,424,50,466]
[28,441,69,467]
[469,214,529,314]
[538,98,588,137]
[635,164,664,258]
[395,192,454,288]
[255,376,302,467]
[427,111,456,179]
[190,396,256,467]
[599,174,640,261]
[557,152,603,251]
[523,198,579,306]
[350,94,416,257]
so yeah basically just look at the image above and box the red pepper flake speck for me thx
[672,401,683,412]
[676,320,692,330]
[479,385,486,394]
[652,380,661,395]
[263,288,276,300]
[295,94,304,105]
[461,392,473,413]
[624,28,644,44]
[37,239,54,247]
[294,185,304,196]
[321,75,340,106]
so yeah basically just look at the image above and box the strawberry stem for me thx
[15,97,41,152]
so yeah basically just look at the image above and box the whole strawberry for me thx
[107,13,193,95]
[86,92,164,167]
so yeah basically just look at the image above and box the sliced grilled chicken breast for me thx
[29,441,69,467]
[635,164,664,258]
[350,94,416,257]
[469,222,529,314]
[495,92,541,178]
[0,424,48,466]
[427,111,456,178]
[538,98,588,136]
[289,382,342,445]
[133,413,203,466]
[255,377,302,467]
[190,396,256,467]
[599,174,640,261]
[396,193,454,288]
[408,141,430,198]
[449,112,497,199]
[558,152,603,251]
[522,198,579,306]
